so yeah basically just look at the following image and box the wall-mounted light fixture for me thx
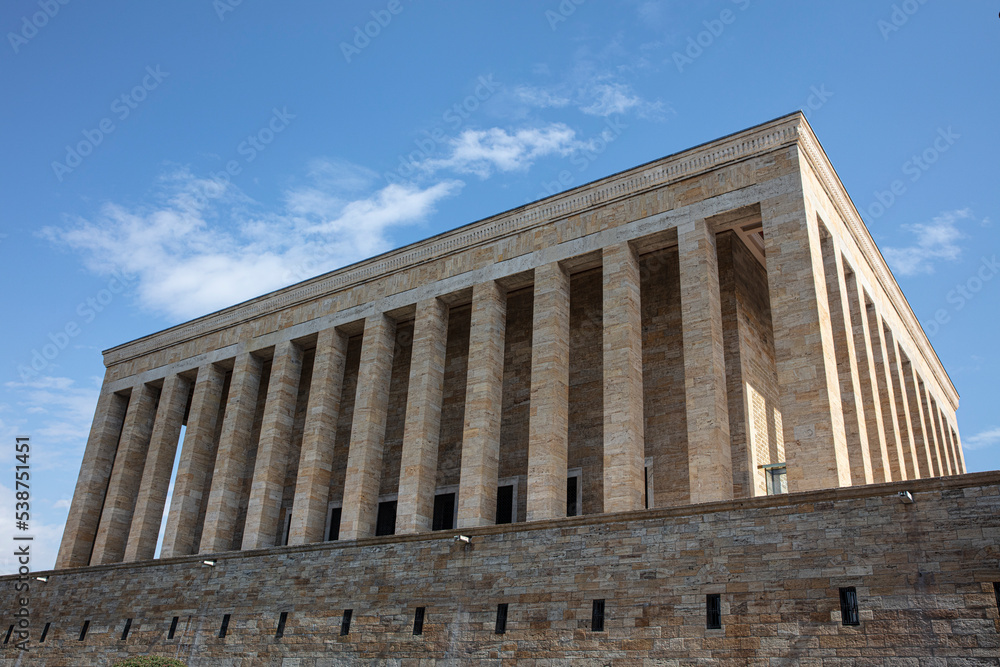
[454,535,471,544]
[202,559,216,566]
[898,491,914,504]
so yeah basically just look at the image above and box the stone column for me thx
[124,374,192,562]
[200,352,264,554]
[678,218,733,503]
[845,274,891,483]
[289,327,348,545]
[602,243,645,513]
[761,191,850,492]
[950,422,966,474]
[901,360,932,478]
[457,281,506,528]
[90,383,159,565]
[885,334,918,479]
[918,385,943,477]
[929,398,951,476]
[527,262,570,521]
[867,307,907,481]
[56,390,129,569]
[339,314,396,540]
[397,299,449,534]
[819,233,873,485]
[242,340,304,550]
[161,364,226,558]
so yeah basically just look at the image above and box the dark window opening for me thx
[432,493,456,531]
[276,611,287,639]
[567,475,579,517]
[3,625,13,644]
[495,485,514,524]
[375,500,397,536]
[591,599,605,632]
[840,587,860,626]
[328,507,342,541]
[168,616,179,640]
[993,582,1000,615]
[39,622,50,643]
[79,620,90,641]
[219,614,231,639]
[121,618,132,641]
[340,609,353,636]
[495,603,508,635]
[412,606,425,636]
[706,594,722,629]
[644,465,650,509]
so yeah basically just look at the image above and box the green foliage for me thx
[112,658,187,667]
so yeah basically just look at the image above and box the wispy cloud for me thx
[514,78,665,119]
[964,427,1000,451]
[44,163,462,321]
[419,124,588,178]
[883,209,974,276]
[4,376,99,449]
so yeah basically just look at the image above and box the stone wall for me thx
[9,473,997,665]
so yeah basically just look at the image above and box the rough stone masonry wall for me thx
[4,473,998,666]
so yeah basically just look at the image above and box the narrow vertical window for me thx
[566,475,579,517]
[839,587,860,626]
[219,613,231,639]
[168,616,179,639]
[340,609,353,636]
[3,625,13,644]
[706,594,721,629]
[328,507,342,541]
[412,607,425,636]
[433,493,456,531]
[591,599,605,632]
[993,582,1000,615]
[120,618,132,641]
[275,611,287,639]
[79,620,90,641]
[39,622,50,643]
[495,603,509,635]
[495,485,514,524]
[375,500,397,536]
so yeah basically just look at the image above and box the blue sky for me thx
[2,1,997,572]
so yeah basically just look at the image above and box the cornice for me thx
[103,114,803,367]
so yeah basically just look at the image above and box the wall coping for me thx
[20,470,998,581]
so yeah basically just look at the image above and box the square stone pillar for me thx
[601,243,645,513]
[819,232,873,485]
[885,333,919,479]
[289,327,349,545]
[761,190,850,492]
[677,218,733,503]
[866,306,907,481]
[527,262,570,522]
[90,383,159,565]
[845,274,891,483]
[339,314,397,540]
[200,351,264,554]
[56,389,129,569]
[901,359,932,478]
[457,281,506,528]
[397,299,449,534]
[917,384,943,477]
[161,364,226,558]
[242,340,304,550]
[124,373,192,562]
[949,422,966,473]
[928,396,951,475]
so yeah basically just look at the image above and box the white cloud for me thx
[883,209,973,276]
[4,376,99,450]
[420,124,586,178]
[44,163,463,321]
[515,78,665,119]
[964,427,1000,451]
